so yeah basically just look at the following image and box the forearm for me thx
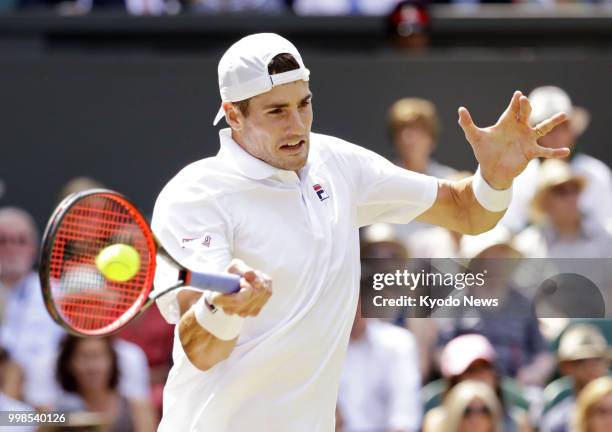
[459,177,507,235]
[177,290,238,371]
[178,308,238,371]
[174,259,272,371]
[418,177,506,236]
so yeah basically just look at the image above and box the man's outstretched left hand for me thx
[458,90,569,189]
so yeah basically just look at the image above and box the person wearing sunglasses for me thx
[515,159,612,260]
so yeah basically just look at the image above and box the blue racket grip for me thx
[187,271,241,294]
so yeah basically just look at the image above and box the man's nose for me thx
[287,109,305,135]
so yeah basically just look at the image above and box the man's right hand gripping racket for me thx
[39,189,240,337]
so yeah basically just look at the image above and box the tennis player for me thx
[151,33,568,431]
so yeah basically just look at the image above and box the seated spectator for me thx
[515,159,612,259]
[423,334,532,432]
[337,299,421,432]
[387,97,458,250]
[514,160,612,311]
[293,0,402,15]
[388,97,456,179]
[27,337,154,412]
[499,86,612,233]
[424,380,504,432]
[572,376,612,432]
[541,324,610,432]
[0,207,65,405]
[530,86,612,227]
[55,335,156,432]
[438,226,555,386]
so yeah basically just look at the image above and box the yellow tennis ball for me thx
[95,244,141,282]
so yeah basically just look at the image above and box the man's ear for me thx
[225,102,242,131]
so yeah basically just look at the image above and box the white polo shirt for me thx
[151,128,437,432]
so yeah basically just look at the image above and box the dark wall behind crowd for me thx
[1,48,611,229]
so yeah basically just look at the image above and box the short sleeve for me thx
[334,142,438,227]
[151,184,233,324]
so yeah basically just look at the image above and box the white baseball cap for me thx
[213,33,311,126]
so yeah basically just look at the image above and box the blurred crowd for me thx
[1,84,612,431]
[1,0,612,17]
[338,85,612,432]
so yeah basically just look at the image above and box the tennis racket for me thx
[39,189,241,337]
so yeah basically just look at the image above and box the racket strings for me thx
[48,194,154,334]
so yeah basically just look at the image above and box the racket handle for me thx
[187,271,241,294]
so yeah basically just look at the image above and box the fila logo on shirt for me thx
[313,184,329,201]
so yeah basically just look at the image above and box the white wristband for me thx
[192,292,244,341]
[472,165,513,212]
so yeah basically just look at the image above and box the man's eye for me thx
[269,109,282,114]
[300,101,310,108]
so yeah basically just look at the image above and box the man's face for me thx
[233,80,313,172]
[0,215,37,283]
[537,121,576,153]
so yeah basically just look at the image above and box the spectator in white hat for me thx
[499,86,612,233]
[541,324,610,432]
[530,86,612,227]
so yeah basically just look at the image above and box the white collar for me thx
[217,128,314,181]
[217,128,280,180]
